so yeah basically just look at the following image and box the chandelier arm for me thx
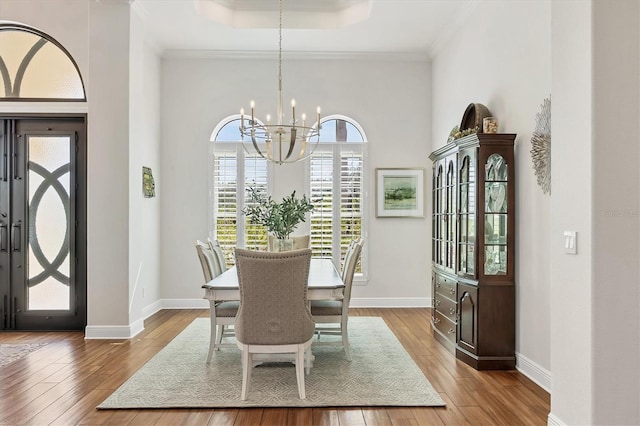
[285,127,297,160]
[250,135,266,159]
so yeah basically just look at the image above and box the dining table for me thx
[202,257,345,354]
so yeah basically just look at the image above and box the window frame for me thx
[209,115,273,262]
[305,114,368,284]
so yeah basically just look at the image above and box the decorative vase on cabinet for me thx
[430,133,516,370]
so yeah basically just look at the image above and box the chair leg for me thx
[241,346,251,400]
[305,347,311,375]
[341,316,352,361]
[295,344,306,399]
[215,324,224,349]
[206,307,218,364]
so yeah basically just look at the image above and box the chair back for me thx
[208,238,228,272]
[196,240,221,282]
[341,237,362,282]
[341,239,363,305]
[234,248,315,346]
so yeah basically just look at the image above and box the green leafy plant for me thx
[243,187,314,240]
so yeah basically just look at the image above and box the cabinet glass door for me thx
[458,153,475,276]
[432,164,444,265]
[444,158,456,270]
[484,153,508,275]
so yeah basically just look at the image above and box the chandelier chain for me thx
[278,0,282,95]
[238,0,322,164]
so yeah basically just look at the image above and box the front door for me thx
[0,117,86,330]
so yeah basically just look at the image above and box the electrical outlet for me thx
[563,231,577,255]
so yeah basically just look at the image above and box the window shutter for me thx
[213,153,238,267]
[310,153,333,258]
[340,153,363,270]
[244,154,268,251]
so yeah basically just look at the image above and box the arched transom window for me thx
[0,24,85,100]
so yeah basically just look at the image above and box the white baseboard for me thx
[142,299,163,319]
[160,298,209,309]
[85,317,144,340]
[547,413,565,426]
[84,298,428,339]
[84,300,206,339]
[515,351,551,393]
[349,297,430,308]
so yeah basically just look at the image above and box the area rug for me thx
[0,343,47,367]
[97,317,445,409]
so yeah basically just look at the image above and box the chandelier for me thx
[239,0,322,164]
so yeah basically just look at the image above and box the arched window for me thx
[307,115,367,276]
[210,116,270,265]
[0,24,85,100]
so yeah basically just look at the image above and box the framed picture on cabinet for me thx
[375,168,425,218]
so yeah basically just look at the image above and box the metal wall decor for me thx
[530,97,551,194]
[143,167,155,198]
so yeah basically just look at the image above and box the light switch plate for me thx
[563,231,577,255]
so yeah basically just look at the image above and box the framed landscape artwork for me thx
[376,168,425,218]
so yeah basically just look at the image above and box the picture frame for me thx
[376,168,425,218]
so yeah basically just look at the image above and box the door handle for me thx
[11,222,21,252]
[13,139,21,180]
[0,223,7,251]
[1,134,6,182]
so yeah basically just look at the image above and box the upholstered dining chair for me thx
[195,240,238,363]
[234,248,316,400]
[310,238,363,361]
[207,238,228,273]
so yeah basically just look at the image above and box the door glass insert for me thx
[27,136,71,310]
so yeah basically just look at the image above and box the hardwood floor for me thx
[0,308,550,425]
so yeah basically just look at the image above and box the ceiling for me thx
[132,0,477,57]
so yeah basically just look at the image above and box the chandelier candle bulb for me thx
[302,113,306,128]
[250,101,255,123]
[317,107,321,126]
[291,99,296,124]
[240,108,244,129]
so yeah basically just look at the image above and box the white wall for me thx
[550,1,640,425]
[86,1,132,331]
[160,54,431,306]
[591,1,639,422]
[129,9,162,323]
[431,0,552,388]
[549,2,593,423]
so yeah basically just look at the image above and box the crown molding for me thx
[162,49,429,62]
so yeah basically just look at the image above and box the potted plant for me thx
[243,187,314,251]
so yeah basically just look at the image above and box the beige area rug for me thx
[0,343,47,367]
[97,317,445,409]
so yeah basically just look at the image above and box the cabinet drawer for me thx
[433,311,457,345]
[434,274,457,299]
[434,293,457,323]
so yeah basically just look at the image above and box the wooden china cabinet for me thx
[429,133,516,370]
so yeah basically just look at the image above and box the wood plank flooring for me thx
[0,308,550,425]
